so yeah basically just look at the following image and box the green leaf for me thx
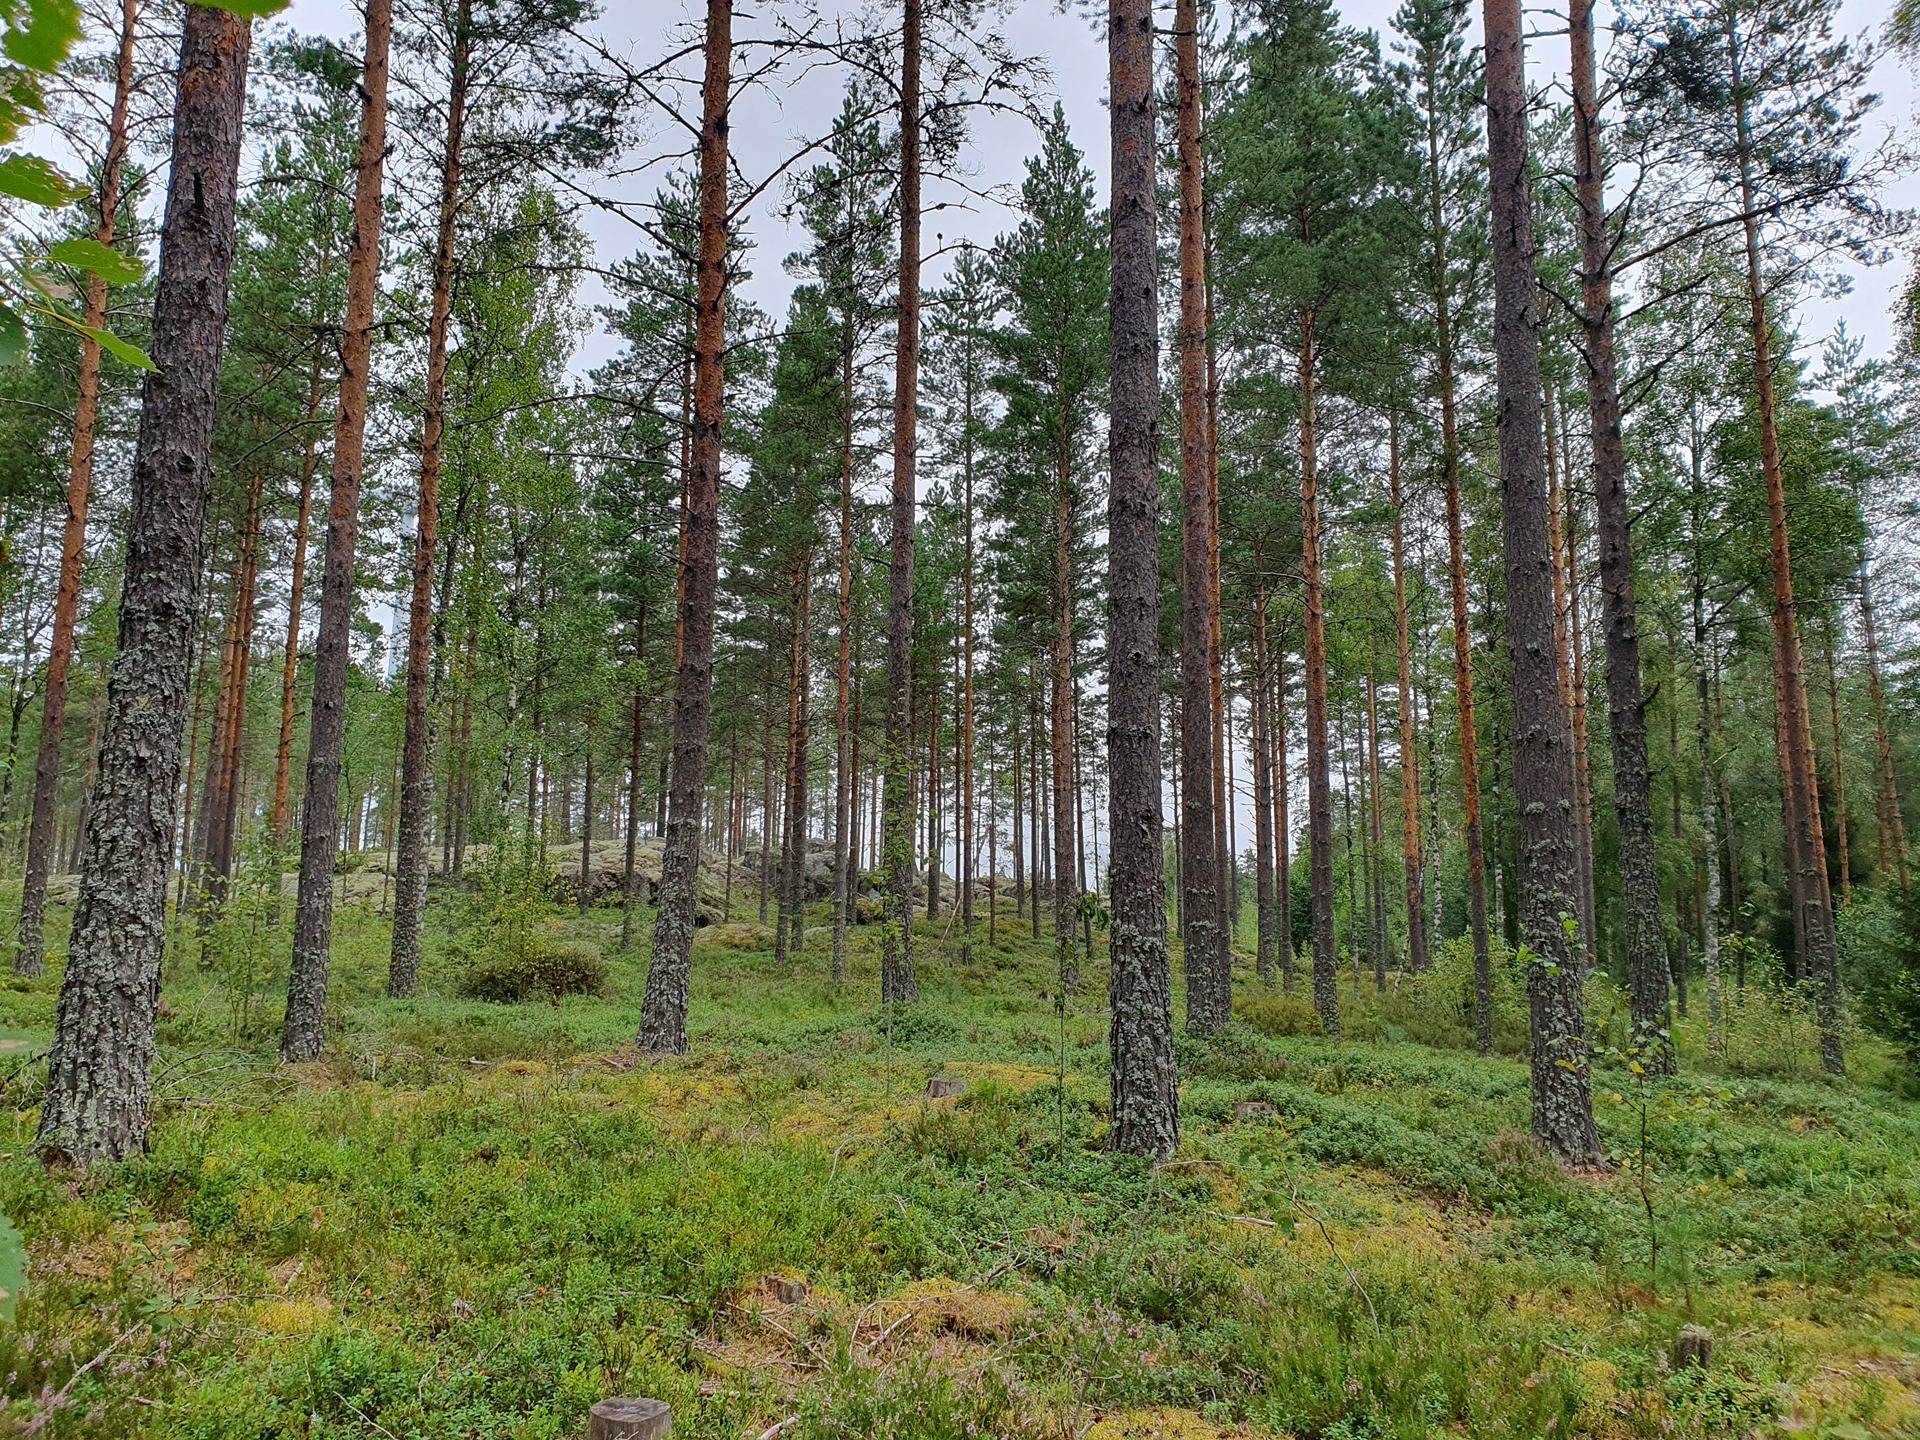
[75,320,153,371]
[0,302,24,367]
[0,71,46,146]
[0,1202,21,1323]
[47,236,143,285]
[0,151,77,206]
[2,0,82,73]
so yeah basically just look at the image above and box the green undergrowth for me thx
[0,884,1915,1439]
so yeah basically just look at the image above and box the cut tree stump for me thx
[768,1276,809,1305]
[926,1077,965,1099]
[588,1397,672,1439]
[1233,1101,1276,1122]
[1670,1325,1712,1371]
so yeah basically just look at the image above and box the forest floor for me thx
[1,879,1917,1439]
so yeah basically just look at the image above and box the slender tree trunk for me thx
[1051,448,1077,987]
[621,613,647,950]
[1823,623,1851,904]
[638,0,731,1052]
[1274,650,1293,990]
[961,369,977,964]
[831,320,856,981]
[1572,0,1670,1064]
[16,0,140,977]
[39,1,254,1165]
[1729,23,1842,1073]
[579,726,594,912]
[1175,0,1225,1033]
[270,354,325,849]
[1859,550,1906,889]
[1106,0,1177,1156]
[1858,552,1904,890]
[1366,664,1388,988]
[1692,507,1724,1052]
[1251,580,1275,984]
[1299,311,1338,1036]
[1563,453,1600,957]
[386,0,469,1000]
[1387,411,1428,973]
[880,0,922,1006]
[1426,96,1493,1051]
[1484,0,1602,1164]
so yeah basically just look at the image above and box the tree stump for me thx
[1233,1101,1275,1122]
[926,1077,965,1099]
[1670,1325,1712,1371]
[768,1276,809,1305]
[588,1397,672,1439]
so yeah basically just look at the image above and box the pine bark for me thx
[880,0,922,1006]
[638,0,731,1052]
[285,0,395,1060]
[270,354,325,845]
[1387,412,1428,973]
[1485,0,1602,1164]
[16,0,139,977]
[386,0,468,999]
[1175,0,1226,1033]
[1730,19,1842,1072]
[1572,0,1670,1063]
[39,2,254,1165]
[1424,68,1493,1050]
[1105,0,1177,1158]
[1299,313,1338,1036]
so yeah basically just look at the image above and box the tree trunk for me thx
[1823,623,1850,903]
[39,1,254,1165]
[1105,0,1177,1157]
[1387,410,1428,973]
[960,369,977,962]
[621,612,648,950]
[831,314,857,981]
[1571,0,1670,1066]
[270,353,325,848]
[1051,447,1077,987]
[16,0,139,977]
[1426,88,1493,1052]
[1366,664,1388,989]
[1859,551,1907,889]
[1729,20,1842,1073]
[1562,449,1600,958]
[1251,580,1276,985]
[1274,647,1293,990]
[1175,0,1225,1031]
[638,0,731,1052]
[1484,0,1602,1164]
[1299,310,1338,1036]
[880,0,922,1007]
[386,0,469,1000]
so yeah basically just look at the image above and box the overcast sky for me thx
[278,0,1917,371]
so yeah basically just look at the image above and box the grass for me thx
[0,880,1916,1438]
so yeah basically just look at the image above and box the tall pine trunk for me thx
[1572,0,1670,1064]
[39,2,254,1164]
[387,0,470,999]
[881,0,922,1006]
[638,0,731,1052]
[1730,20,1842,1072]
[286,0,395,1060]
[1300,311,1338,1036]
[1423,69,1493,1050]
[1105,0,1177,1157]
[1175,0,1225,1033]
[270,353,325,845]
[1485,0,1601,1164]
[16,0,139,978]
[1387,410,1428,973]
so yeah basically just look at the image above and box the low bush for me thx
[459,936,607,1003]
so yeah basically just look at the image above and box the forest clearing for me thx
[0,0,1918,1434]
